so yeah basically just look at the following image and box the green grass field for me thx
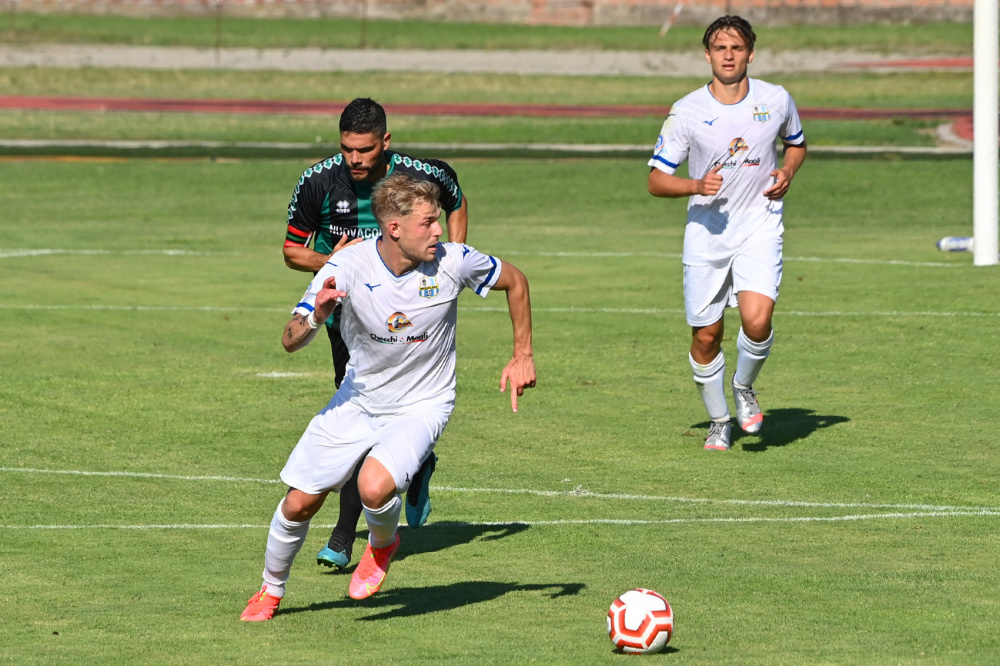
[0,13,974,53]
[2,155,999,663]
[1,15,995,663]
[0,67,972,152]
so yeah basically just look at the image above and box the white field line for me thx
[0,303,996,319]
[3,467,998,514]
[3,511,1000,531]
[463,306,1000,318]
[502,250,961,268]
[1,248,961,268]
[0,467,282,484]
[0,304,253,312]
[0,248,236,258]
[255,372,317,378]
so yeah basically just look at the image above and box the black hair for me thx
[702,15,756,52]
[339,97,388,136]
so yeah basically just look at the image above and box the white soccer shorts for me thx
[280,391,451,496]
[683,233,783,327]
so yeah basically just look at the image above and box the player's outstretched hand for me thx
[698,164,723,196]
[315,276,346,322]
[500,355,536,413]
[333,233,364,253]
[764,168,793,200]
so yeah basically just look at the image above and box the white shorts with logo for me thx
[280,390,451,496]
[683,232,783,327]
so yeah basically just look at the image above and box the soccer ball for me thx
[607,588,673,654]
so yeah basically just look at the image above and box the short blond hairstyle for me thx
[371,173,441,230]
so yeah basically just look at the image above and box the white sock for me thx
[690,351,729,421]
[733,328,773,389]
[363,495,402,549]
[262,498,310,598]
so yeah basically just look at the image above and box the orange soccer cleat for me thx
[348,533,400,600]
[240,586,282,622]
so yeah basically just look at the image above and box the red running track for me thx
[0,94,974,139]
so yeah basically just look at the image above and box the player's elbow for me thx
[647,172,676,198]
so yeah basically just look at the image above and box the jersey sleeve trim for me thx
[651,154,680,169]
[782,129,804,143]
[285,224,312,247]
[474,257,499,297]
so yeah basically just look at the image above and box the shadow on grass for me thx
[693,407,849,452]
[320,523,530,575]
[280,581,585,620]
[609,646,680,657]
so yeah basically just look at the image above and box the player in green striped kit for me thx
[282,98,469,569]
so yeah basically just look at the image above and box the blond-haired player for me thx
[241,174,535,620]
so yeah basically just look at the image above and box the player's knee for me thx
[282,489,326,521]
[692,328,723,355]
[357,464,397,509]
[741,319,772,342]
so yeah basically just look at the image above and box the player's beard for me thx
[349,155,387,183]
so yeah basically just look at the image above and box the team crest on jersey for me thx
[336,200,351,214]
[728,137,749,156]
[752,105,770,122]
[418,276,439,299]
[386,312,413,333]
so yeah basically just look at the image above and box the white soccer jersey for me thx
[293,239,501,414]
[648,78,805,265]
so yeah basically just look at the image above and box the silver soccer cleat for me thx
[703,420,732,451]
[732,381,763,434]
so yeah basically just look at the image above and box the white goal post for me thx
[973,0,999,266]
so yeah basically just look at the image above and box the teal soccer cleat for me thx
[317,530,353,569]
[405,453,437,528]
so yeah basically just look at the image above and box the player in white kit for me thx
[647,16,806,451]
[241,174,535,621]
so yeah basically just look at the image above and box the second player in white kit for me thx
[648,15,807,451]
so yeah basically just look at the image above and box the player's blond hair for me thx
[371,173,441,230]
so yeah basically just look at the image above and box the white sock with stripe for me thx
[690,351,729,421]
[733,328,773,389]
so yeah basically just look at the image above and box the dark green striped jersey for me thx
[284,151,463,255]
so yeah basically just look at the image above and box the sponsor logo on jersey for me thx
[703,117,719,126]
[654,134,664,153]
[716,155,762,171]
[418,276,439,299]
[370,325,430,345]
[752,105,770,122]
[328,225,381,240]
[728,137,749,156]
[336,200,351,214]
[370,331,430,344]
[386,312,413,333]
[372,312,428,344]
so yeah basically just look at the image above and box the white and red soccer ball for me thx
[607,588,674,654]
